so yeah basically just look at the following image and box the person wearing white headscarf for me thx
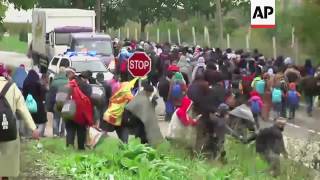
[191,57,206,82]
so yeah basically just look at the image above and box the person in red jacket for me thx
[66,77,94,150]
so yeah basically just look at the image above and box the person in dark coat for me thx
[148,49,161,86]
[187,73,209,115]
[300,75,320,116]
[158,66,179,121]
[304,59,315,77]
[200,104,243,161]
[246,117,288,176]
[22,70,47,137]
[204,62,223,86]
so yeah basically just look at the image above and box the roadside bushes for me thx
[29,137,315,179]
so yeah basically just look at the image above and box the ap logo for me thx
[251,0,276,28]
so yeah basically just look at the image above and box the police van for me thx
[48,51,114,83]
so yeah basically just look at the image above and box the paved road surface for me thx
[0,51,31,68]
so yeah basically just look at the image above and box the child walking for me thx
[287,83,301,120]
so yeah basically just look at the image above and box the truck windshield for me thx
[74,40,113,55]
[72,61,107,73]
[55,33,71,45]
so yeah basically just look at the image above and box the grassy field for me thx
[18,137,314,180]
[0,36,28,54]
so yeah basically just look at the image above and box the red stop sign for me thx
[128,52,152,77]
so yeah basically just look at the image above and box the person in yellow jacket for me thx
[0,65,39,179]
[103,78,138,142]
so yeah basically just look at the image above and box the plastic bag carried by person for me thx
[167,110,197,149]
[55,91,69,112]
[86,127,104,149]
[61,100,76,121]
[90,85,106,107]
[26,94,37,113]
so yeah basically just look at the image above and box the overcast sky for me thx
[4,4,32,23]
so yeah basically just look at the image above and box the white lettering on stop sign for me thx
[128,52,152,77]
[129,60,150,69]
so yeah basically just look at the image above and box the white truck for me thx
[31,8,96,73]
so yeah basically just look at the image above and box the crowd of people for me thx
[1,39,320,178]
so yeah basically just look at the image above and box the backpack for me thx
[26,94,38,113]
[171,82,183,99]
[0,82,17,142]
[288,90,299,106]
[251,100,261,114]
[90,84,106,107]
[272,88,282,103]
[255,80,266,95]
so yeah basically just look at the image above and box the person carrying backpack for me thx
[253,76,266,96]
[0,66,40,179]
[249,91,263,129]
[22,70,47,137]
[66,77,94,150]
[272,86,283,120]
[47,67,69,137]
[287,83,301,120]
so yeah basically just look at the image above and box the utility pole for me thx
[216,0,223,48]
[95,0,101,32]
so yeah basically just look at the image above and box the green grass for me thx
[0,36,28,54]
[23,136,313,180]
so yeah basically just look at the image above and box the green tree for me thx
[292,1,320,58]
[0,0,36,38]
[123,0,182,39]
[102,0,128,29]
[7,0,36,9]
[36,0,95,9]
[0,3,7,39]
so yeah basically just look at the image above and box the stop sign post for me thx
[128,52,152,77]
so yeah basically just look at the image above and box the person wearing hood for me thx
[249,91,263,129]
[12,64,27,90]
[0,64,40,179]
[47,67,69,137]
[177,48,192,83]
[123,82,163,146]
[191,57,206,82]
[22,70,47,137]
[286,83,301,120]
